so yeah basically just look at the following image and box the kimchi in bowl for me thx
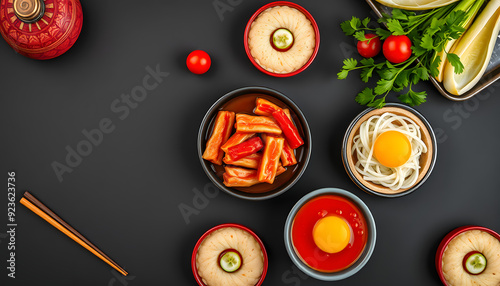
[197,86,311,200]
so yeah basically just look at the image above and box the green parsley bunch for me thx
[338,0,483,108]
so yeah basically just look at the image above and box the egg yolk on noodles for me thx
[373,130,411,168]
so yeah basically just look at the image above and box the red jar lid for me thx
[0,0,83,60]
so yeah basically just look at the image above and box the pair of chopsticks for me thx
[20,191,128,276]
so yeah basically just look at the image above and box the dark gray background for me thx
[1,0,499,285]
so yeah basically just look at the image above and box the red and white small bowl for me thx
[244,1,320,77]
[191,223,268,286]
[435,225,500,285]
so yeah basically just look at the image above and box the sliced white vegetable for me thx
[435,0,484,82]
[443,0,500,95]
[375,0,460,10]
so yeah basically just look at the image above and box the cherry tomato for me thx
[186,50,211,74]
[382,35,412,64]
[357,34,381,58]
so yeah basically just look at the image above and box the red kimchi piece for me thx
[223,153,262,169]
[235,114,282,135]
[258,135,285,184]
[223,166,260,187]
[227,136,264,161]
[280,109,298,166]
[254,98,281,116]
[281,140,297,166]
[202,111,235,165]
[223,165,286,187]
[271,109,304,149]
[221,132,255,153]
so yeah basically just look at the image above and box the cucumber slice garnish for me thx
[463,252,487,275]
[219,249,242,273]
[271,28,294,51]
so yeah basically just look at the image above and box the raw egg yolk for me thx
[373,130,411,168]
[312,216,350,254]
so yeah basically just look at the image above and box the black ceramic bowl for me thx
[197,86,311,200]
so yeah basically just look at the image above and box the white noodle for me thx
[351,112,427,191]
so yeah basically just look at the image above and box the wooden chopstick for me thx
[20,191,128,276]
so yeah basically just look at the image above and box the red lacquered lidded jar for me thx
[0,0,83,59]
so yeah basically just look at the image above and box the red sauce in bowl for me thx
[291,195,368,272]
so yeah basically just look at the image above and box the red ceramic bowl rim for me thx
[435,225,500,285]
[191,223,269,286]
[243,1,320,77]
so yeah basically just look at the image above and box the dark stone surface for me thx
[1,0,499,285]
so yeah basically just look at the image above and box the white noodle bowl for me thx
[351,112,427,191]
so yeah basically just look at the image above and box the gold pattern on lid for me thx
[13,0,45,23]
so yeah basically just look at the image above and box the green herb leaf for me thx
[350,17,361,30]
[398,88,426,106]
[354,31,368,42]
[362,17,371,28]
[420,33,435,51]
[360,58,375,66]
[391,9,408,21]
[446,10,466,27]
[355,87,376,105]
[428,17,444,35]
[406,15,421,27]
[447,53,464,74]
[340,19,356,36]
[375,28,392,40]
[395,69,410,87]
[411,41,427,57]
[392,84,405,92]
[367,98,386,109]
[448,29,465,40]
[379,12,391,24]
[429,55,441,78]
[342,58,358,70]
[386,19,406,35]
[414,66,429,81]
[377,67,398,80]
[374,78,393,95]
[337,69,349,80]
[361,66,376,83]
